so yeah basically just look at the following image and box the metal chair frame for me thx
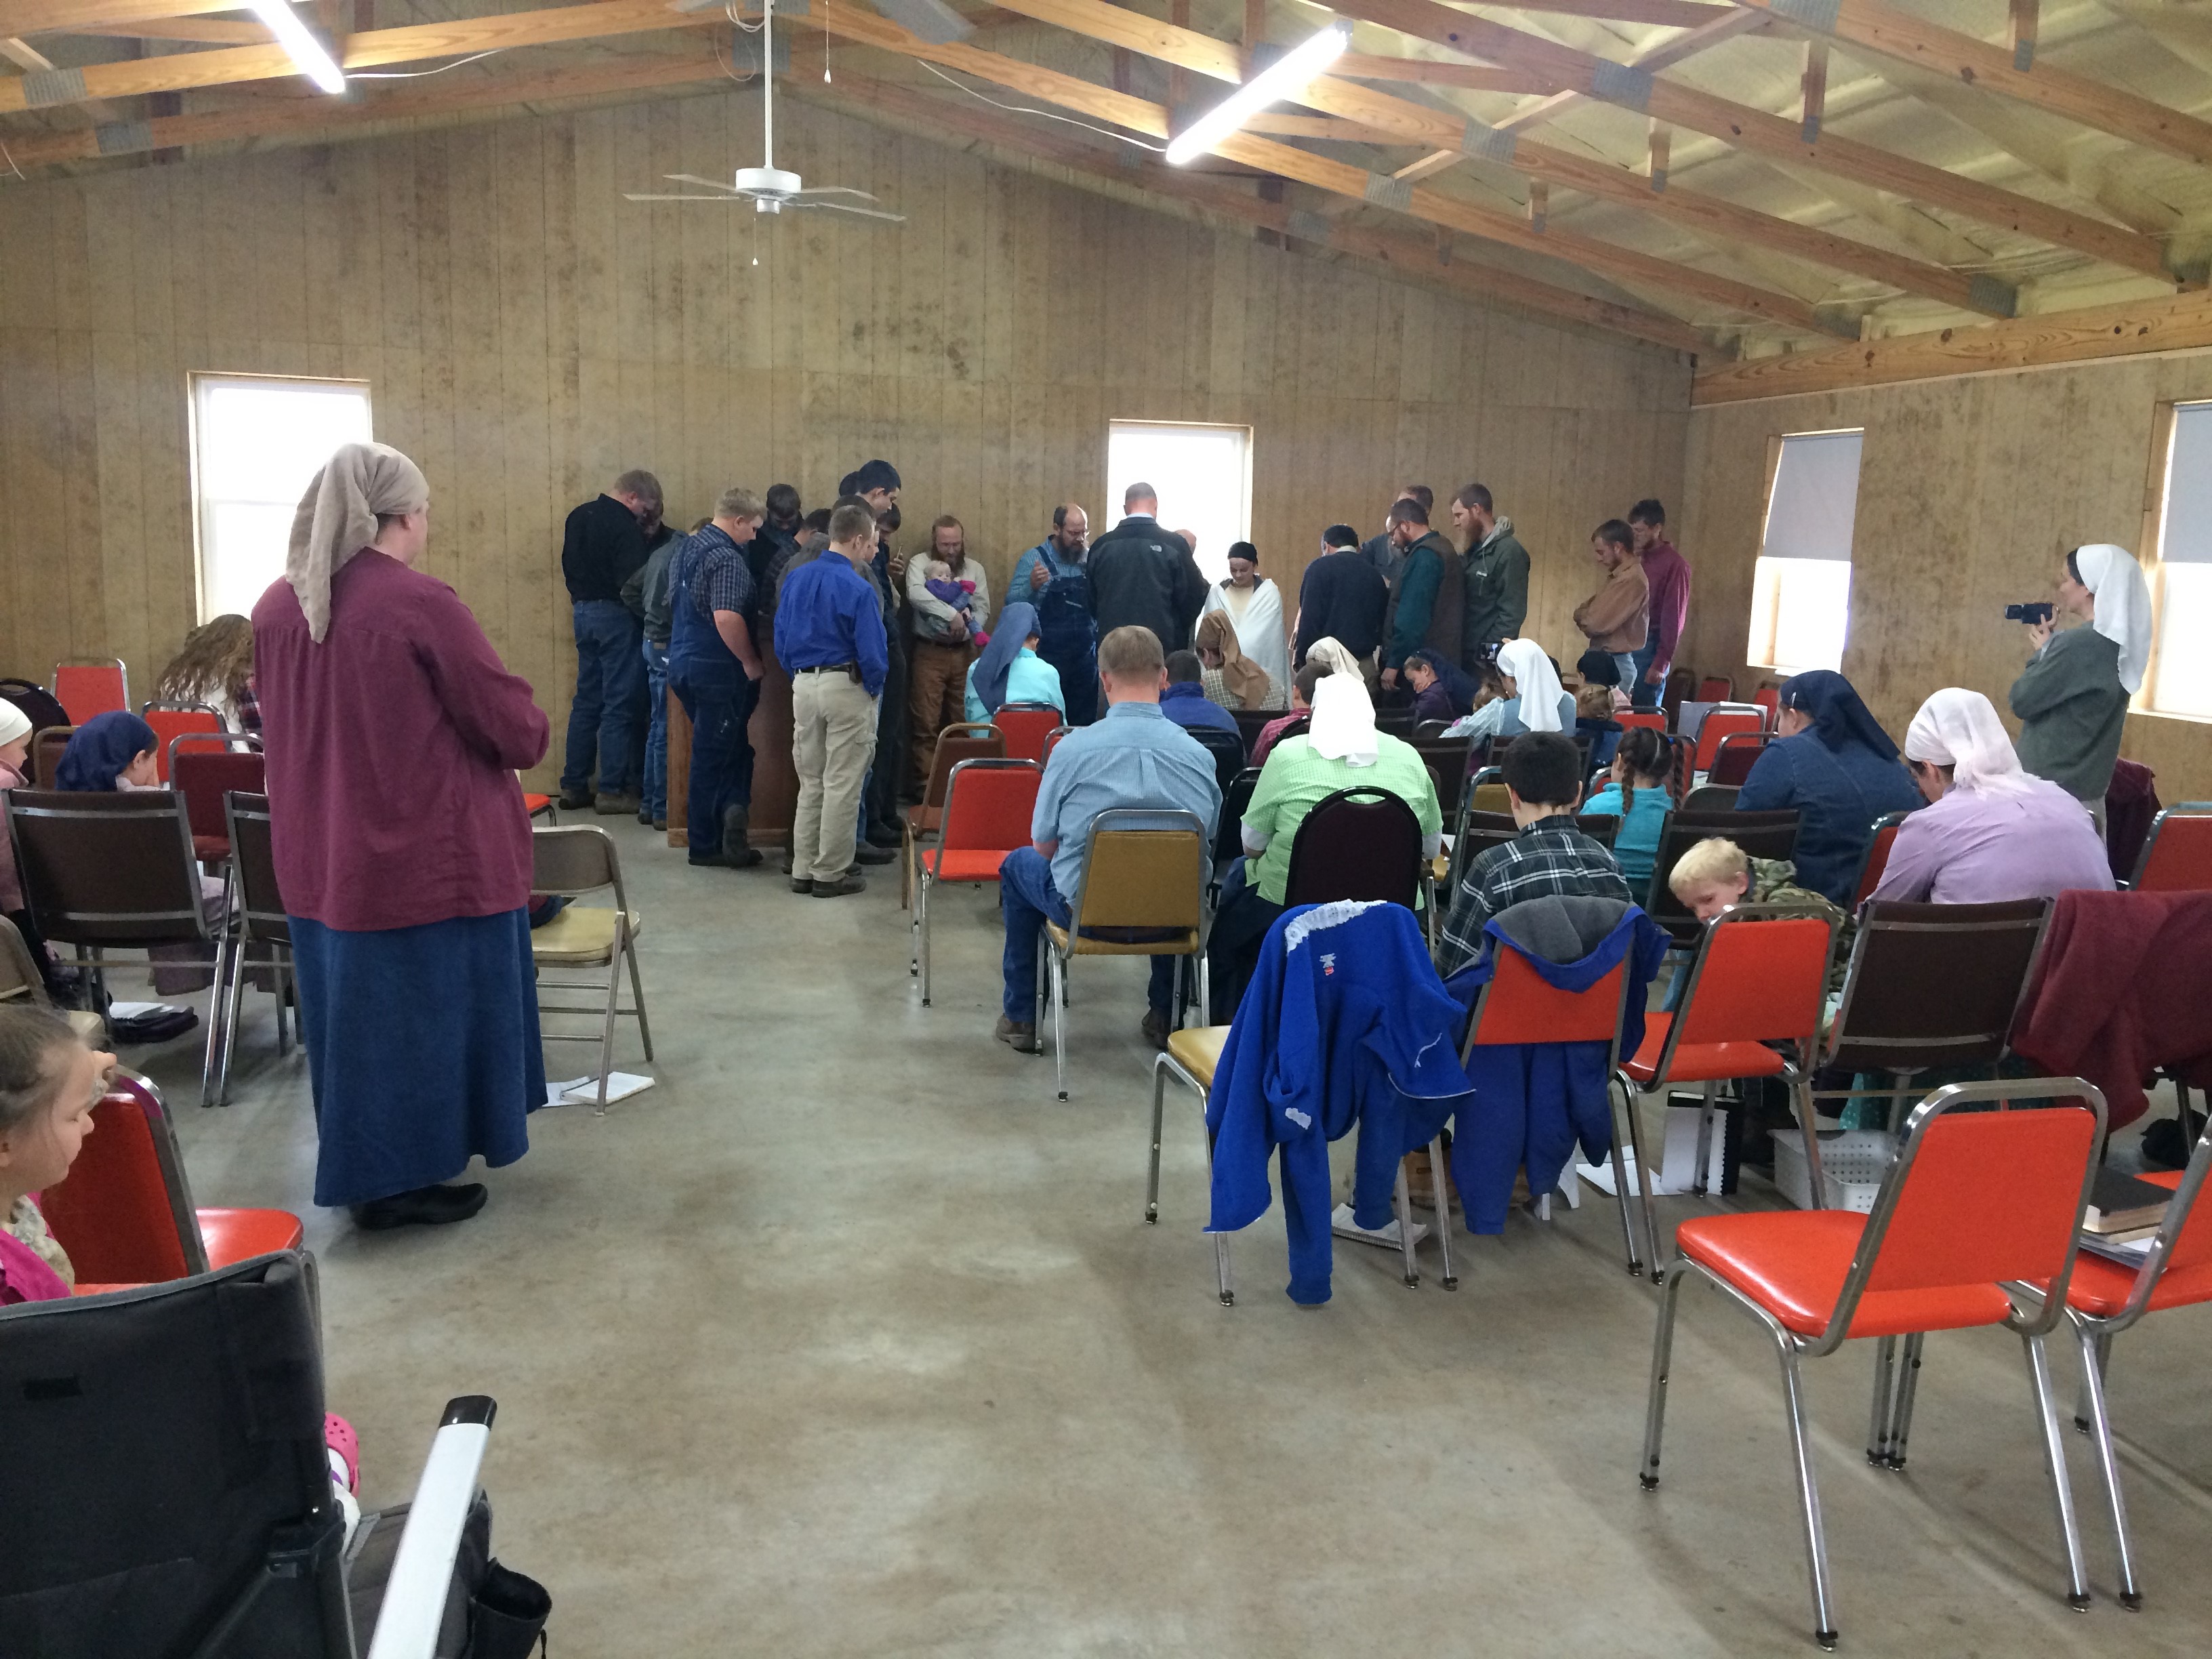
[992,701,1063,764]
[49,655,127,724]
[1639,1077,2108,1650]
[211,792,296,1107]
[2127,800,2212,891]
[1036,809,1209,1103]
[529,825,653,1113]
[901,720,1003,909]
[911,757,1041,1005]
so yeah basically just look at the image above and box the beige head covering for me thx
[1904,687,2035,798]
[1302,637,1365,682]
[287,442,430,642]
[1195,609,1270,706]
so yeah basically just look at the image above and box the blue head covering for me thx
[1780,670,1898,762]
[974,602,1039,714]
[56,711,159,792]
[1409,648,1478,716]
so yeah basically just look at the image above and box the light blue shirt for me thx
[1443,689,1578,743]
[1032,700,1222,902]
[1010,539,1086,598]
[965,650,1067,723]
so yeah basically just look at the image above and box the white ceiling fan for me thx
[628,0,904,222]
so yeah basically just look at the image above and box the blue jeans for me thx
[673,670,758,858]
[642,637,670,821]
[563,600,647,795]
[1629,641,1661,710]
[999,846,1176,1021]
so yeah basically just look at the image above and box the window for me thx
[1747,428,1861,676]
[190,373,373,622]
[2147,400,2212,718]
[1105,419,1252,585]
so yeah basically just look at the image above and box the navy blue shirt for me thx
[1735,732,1923,906]
[1160,681,1240,737]
[775,552,889,697]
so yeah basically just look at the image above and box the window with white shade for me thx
[1747,428,1862,676]
[1105,419,1252,585]
[2148,401,2212,719]
[190,374,373,623]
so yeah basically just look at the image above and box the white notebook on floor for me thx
[546,1072,655,1106]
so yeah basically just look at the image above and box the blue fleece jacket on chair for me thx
[1206,900,1473,1305]
[1422,897,1670,1235]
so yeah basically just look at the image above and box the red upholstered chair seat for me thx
[1620,1011,1789,1084]
[1677,1210,2016,1339]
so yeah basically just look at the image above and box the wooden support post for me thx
[1800,39,1828,145]
[2009,0,2037,71]
[1168,0,1187,105]
[1256,174,1283,247]
[1528,178,1547,232]
[1242,0,1264,69]
[1646,118,1668,192]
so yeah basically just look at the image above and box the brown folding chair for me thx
[212,793,298,1107]
[901,720,1004,909]
[529,826,653,1113]
[170,734,264,864]
[0,914,104,1044]
[1708,729,1776,787]
[29,724,74,789]
[1038,809,1207,1103]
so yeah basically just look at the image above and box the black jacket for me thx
[562,494,647,602]
[1087,516,1209,653]
[1295,549,1390,663]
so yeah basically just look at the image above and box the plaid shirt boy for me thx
[1437,817,1629,975]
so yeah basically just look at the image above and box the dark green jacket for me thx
[1382,530,1463,670]
[2010,626,2128,802]
[1462,519,1530,663]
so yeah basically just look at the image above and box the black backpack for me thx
[0,678,68,733]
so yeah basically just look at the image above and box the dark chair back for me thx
[170,739,264,860]
[1707,729,1774,787]
[1188,724,1246,792]
[5,789,207,948]
[1374,708,1418,738]
[223,793,291,947]
[1216,767,1261,874]
[1576,813,1620,848]
[1644,808,1802,945]
[1458,810,1620,861]
[1231,707,1275,754]
[0,1253,348,1659]
[28,724,73,790]
[1284,787,1424,909]
[1822,899,2051,1083]
[1412,719,1454,739]
[1681,783,1740,813]
[1411,736,1473,819]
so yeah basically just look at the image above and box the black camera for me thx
[2005,601,2055,626]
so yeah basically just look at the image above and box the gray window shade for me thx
[1760,429,1863,563]
[2163,403,2212,565]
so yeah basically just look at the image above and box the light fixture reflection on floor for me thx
[249,0,348,95]
[1164,24,1349,166]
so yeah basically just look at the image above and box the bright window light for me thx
[2149,401,2212,718]
[190,374,373,622]
[1748,428,1861,675]
[1105,420,1252,584]
[1166,24,1349,166]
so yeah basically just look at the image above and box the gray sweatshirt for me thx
[2009,626,2127,803]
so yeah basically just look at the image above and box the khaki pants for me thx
[907,637,972,794]
[792,670,879,882]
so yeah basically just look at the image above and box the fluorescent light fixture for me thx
[1165,24,1348,166]
[249,0,348,96]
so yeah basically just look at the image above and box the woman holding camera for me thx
[2007,544,2151,830]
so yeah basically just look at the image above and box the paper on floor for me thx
[546,1071,655,1106]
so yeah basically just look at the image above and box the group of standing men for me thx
[1291,483,1691,708]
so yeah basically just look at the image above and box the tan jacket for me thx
[1574,558,1650,653]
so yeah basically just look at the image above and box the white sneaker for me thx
[1331,1202,1429,1250]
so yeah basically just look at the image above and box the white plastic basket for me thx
[1771,1129,1897,1213]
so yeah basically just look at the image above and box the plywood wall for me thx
[1682,357,2212,802]
[0,88,1690,782]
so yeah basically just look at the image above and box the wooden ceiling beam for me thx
[1692,287,2212,405]
[986,0,1997,315]
[1334,51,1540,93]
[1,0,246,33]
[1728,0,2212,168]
[1323,0,2174,279]
[1,28,125,121]
[1493,0,1725,27]
[55,19,271,42]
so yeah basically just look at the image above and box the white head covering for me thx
[1308,671,1379,766]
[0,701,30,751]
[1904,687,2036,798]
[286,442,430,643]
[1493,638,1564,733]
[2070,544,2153,695]
[1302,637,1365,682]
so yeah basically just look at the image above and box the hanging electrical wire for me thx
[916,60,1166,152]
[350,48,505,79]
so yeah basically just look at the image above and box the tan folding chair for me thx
[1036,808,1207,1103]
[529,826,652,1113]
[0,914,104,1044]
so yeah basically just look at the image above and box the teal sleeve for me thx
[1387,550,1439,668]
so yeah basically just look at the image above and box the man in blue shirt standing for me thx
[667,487,767,870]
[996,626,1221,1054]
[777,501,890,898]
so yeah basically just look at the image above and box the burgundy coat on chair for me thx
[2012,889,2212,1129]
[2104,758,2160,886]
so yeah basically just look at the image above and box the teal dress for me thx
[1581,781,1671,896]
[964,649,1066,722]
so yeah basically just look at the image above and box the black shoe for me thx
[813,872,867,897]
[790,875,815,893]
[851,841,896,865]
[353,1183,488,1231]
[865,822,904,850]
[1139,1008,1173,1050]
[689,849,762,868]
[595,792,642,815]
[558,789,592,811]
[637,808,653,825]
[653,818,668,832]
[995,1016,1040,1054]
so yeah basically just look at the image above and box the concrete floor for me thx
[119,814,2211,1656]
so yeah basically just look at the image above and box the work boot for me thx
[851,841,896,865]
[352,1183,487,1231]
[1139,1008,1173,1050]
[558,787,592,811]
[720,805,763,867]
[995,1016,1040,1054]
[865,820,904,851]
[595,792,641,815]
[812,871,867,898]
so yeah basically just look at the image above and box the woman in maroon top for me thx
[253,442,550,1230]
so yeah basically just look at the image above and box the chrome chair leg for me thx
[1392,1158,1420,1288]
[1639,1263,1687,1487]
[1866,1336,1898,1466]
[1429,1137,1456,1290]
[625,928,653,1061]
[1776,1335,1840,1649]
[1885,1332,1925,1469]
[918,878,934,1004]
[1618,1073,1665,1282]
[1147,1055,1171,1223]
[1204,1130,1233,1306]
[2074,1328,2114,1433]
[2024,1330,2093,1612]
[1791,1065,1829,1210]
[1605,1074,1643,1277]
[218,924,251,1106]
[1692,1080,1717,1197]
[2072,1318,2140,1608]
[199,922,230,1109]
[1050,949,1069,1103]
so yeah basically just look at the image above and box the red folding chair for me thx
[2129,802,2212,891]
[1693,707,1765,773]
[1849,810,1913,907]
[1752,684,1781,727]
[993,703,1061,765]
[1616,907,1837,1271]
[51,657,127,724]
[1457,946,1649,1279]
[1695,674,1735,703]
[2016,1118,2212,1609]
[169,734,263,863]
[902,722,1005,909]
[1043,725,1072,762]
[38,1069,303,1290]
[523,792,558,823]
[1707,729,1775,787]
[1640,1078,2106,1648]
[140,701,223,783]
[1616,710,1667,735]
[912,758,1042,1006]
